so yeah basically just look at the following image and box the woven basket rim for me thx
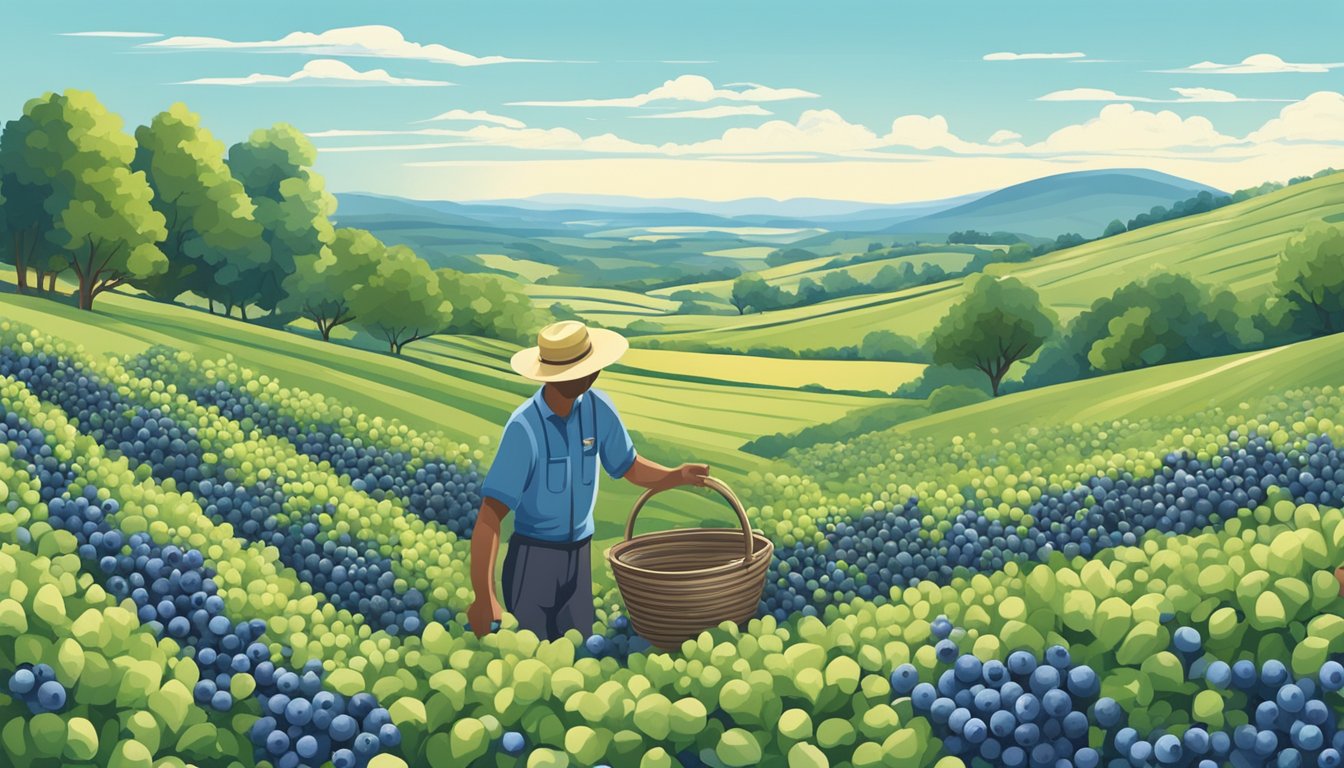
[605,526,774,579]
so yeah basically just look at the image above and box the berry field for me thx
[3,311,1344,768]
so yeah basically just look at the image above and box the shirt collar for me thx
[533,386,585,422]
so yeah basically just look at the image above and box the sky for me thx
[6,0,1344,203]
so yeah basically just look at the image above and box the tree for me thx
[132,103,267,306]
[228,124,335,318]
[0,95,62,293]
[1272,223,1344,336]
[1103,219,1127,238]
[349,245,451,355]
[730,273,786,314]
[282,227,383,341]
[1,91,168,310]
[929,274,1055,396]
[437,269,540,343]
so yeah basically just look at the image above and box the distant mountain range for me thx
[882,169,1225,238]
[336,168,1225,239]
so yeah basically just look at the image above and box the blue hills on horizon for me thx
[335,168,1227,239]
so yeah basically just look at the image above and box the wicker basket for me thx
[606,477,774,651]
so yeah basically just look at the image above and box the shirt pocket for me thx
[545,455,570,494]
[581,440,598,486]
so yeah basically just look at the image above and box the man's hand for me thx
[678,462,711,487]
[468,594,503,638]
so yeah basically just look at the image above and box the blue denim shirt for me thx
[481,387,637,542]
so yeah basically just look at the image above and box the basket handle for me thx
[625,476,755,564]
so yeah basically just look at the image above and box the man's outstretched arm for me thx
[623,454,710,490]
[467,497,510,637]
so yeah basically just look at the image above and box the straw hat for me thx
[510,321,629,382]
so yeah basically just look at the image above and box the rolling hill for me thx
[632,169,1343,350]
[885,168,1223,238]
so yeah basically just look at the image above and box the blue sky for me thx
[6,0,1344,202]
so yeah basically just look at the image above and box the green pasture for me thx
[639,172,1344,351]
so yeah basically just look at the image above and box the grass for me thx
[636,173,1344,351]
[617,348,923,392]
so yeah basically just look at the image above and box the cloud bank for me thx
[178,59,453,87]
[145,24,535,66]
[510,74,817,107]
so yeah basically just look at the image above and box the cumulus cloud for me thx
[416,109,525,128]
[1040,104,1238,151]
[632,105,772,119]
[988,129,1022,145]
[509,74,817,107]
[1039,86,1289,103]
[1246,91,1344,143]
[61,31,161,38]
[983,51,1085,61]
[143,24,535,66]
[1160,53,1344,74]
[177,59,453,87]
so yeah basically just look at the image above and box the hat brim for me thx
[509,327,629,382]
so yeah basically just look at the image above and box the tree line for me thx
[0,90,540,354]
[922,218,1344,398]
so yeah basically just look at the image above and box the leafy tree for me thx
[438,268,541,343]
[794,277,826,305]
[0,96,63,293]
[1024,271,1250,388]
[859,330,923,362]
[282,227,382,341]
[764,247,818,267]
[228,124,335,318]
[1103,219,1127,238]
[1271,223,1344,336]
[821,270,860,296]
[132,103,266,306]
[929,274,1055,396]
[349,245,450,355]
[730,273,786,314]
[0,91,167,309]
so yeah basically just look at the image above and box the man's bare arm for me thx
[467,497,510,637]
[623,454,709,491]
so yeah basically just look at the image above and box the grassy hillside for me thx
[637,171,1344,351]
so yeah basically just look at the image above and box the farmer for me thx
[468,320,710,641]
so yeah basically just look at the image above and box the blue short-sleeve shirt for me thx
[481,387,637,542]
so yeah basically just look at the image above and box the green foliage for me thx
[0,90,168,309]
[1102,219,1127,238]
[132,102,266,306]
[730,273,789,314]
[740,399,928,458]
[350,245,451,354]
[929,274,1055,396]
[438,269,543,344]
[1023,271,1251,390]
[894,364,993,399]
[858,330,923,362]
[282,227,383,340]
[228,123,335,315]
[926,384,989,413]
[1270,222,1344,336]
[765,247,819,267]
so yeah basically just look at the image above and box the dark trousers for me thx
[502,534,594,641]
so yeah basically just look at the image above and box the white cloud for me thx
[143,24,534,66]
[1040,103,1238,151]
[416,109,525,128]
[987,129,1022,145]
[632,105,772,119]
[178,59,453,87]
[1247,91,1344,143]
[983,51,1085,61]
[1039,86,1289,103]
[61,31,161,38]
[510,74,817,107]
[1161,53,1344,74]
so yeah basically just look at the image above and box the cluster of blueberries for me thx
[761,433,1344,620]
[248,664,402,768]
[0,348,442,635]
[903,615,1344,768]
[1116,627,1344,768]
[903,618,1103,768]
[186,375,483,538]
[1,408,399,768]
[6,664,67,714]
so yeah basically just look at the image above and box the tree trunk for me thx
[35,269,47,292]
[318,319,331,341]
[46,272,57,292]
[239,305,249,321]
[207,298,215,314]
[389,339,399,355]
[77,282,94,311]
[11,233,28,294]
